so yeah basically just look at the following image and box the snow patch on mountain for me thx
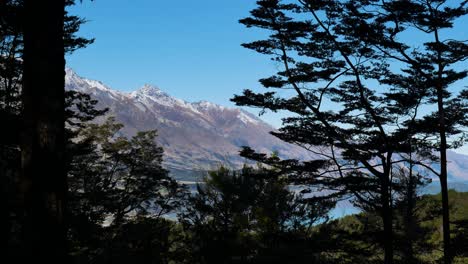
[238,110,260,125]
[66,68,128,101]
[194,100,226,110]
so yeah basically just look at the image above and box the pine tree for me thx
[231,1,466,263]
[342,2,468,262]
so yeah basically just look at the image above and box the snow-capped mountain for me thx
[65,69,314,180]
[65,69,468,182]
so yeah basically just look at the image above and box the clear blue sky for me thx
[67,0,468,154]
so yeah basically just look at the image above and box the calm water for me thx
[175,180,468,220]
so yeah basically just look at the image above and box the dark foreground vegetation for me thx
[1,0,468,263]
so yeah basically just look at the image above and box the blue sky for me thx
[67,0,468,154]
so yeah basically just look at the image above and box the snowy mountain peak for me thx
[65,67,82,84]
[65,68,113,93]
[135,84,168,98]
[65,68,88,91]
[65,67,78,77]
[84,79,113,91]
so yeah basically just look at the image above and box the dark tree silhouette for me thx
[68,117,184,226]
[1,0,93,260]
[2,2,184,261]
[180,166,334,264]
[66,112,185,262]
[231,1,468,263]
[233,1,420,263]
[346,2,468,263]
[393,167,431,264]
[20,0,68,261]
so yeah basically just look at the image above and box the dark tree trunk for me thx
[403,171,417,264]
[20,0,67,261]
[381,172,393,264]
[434,19,452,264]
[435,49,452,264]
[440,167,451,264]
[382,199,393,264]
[438,106,452,264]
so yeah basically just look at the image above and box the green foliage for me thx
[323,191,468,264]
[70,117,184,224]
[180,166,335,263]
[76,217,186,264]
[67,116,186,261]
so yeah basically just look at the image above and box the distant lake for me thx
[177,182,358,219]
[174,180,468,220]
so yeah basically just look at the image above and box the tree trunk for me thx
[436,58,452,264]
[403,171,416,264]
[382,175,393,264]
[440,169,451,264]
[433,14,452,263]
[382,204,393,264]
[21,0,67,261]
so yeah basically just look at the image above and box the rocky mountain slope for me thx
[66,68,314,179]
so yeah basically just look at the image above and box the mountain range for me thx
[65,68,468,183]
[65,68,316,180]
